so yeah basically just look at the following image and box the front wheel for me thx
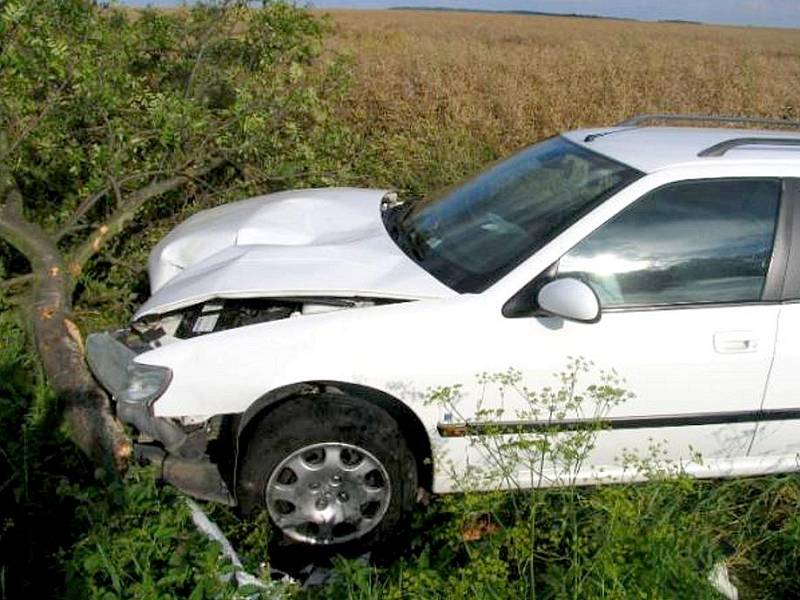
[237,394,418,550]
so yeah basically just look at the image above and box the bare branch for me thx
[0,273,33,292]
[185,0,237,97]
[108,174,123,210]
[55,187,109,242]
[67,157,226,280]
[2,183,23,216]
[55,170,174,242]
[185,42,210,99]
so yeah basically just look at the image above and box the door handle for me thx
[714,331,759,354]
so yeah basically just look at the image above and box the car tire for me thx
[237,393,418,553]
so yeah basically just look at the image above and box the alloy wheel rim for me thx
[265,442,391,545]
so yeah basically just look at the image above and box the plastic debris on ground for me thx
[709,561,739,600]
[186,498,294,598]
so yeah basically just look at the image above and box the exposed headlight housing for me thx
[119,362,172,408]
[87,331,181,448]
[86,332,172,408]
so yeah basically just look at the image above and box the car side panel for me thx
[750,305,800,462]
[132,165,800,494]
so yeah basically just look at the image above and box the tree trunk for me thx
[0,194,132,472]
[0,153,225,471]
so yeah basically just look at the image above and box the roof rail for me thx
[698,137,800,157]
[618,114,800,129]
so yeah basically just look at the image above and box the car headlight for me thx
[118,362,172,406]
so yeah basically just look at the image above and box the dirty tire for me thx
[237,393,418,555]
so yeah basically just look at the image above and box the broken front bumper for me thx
[86,330,235,505]
[86,331,184,448]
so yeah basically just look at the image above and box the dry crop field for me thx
[319,9,800,192]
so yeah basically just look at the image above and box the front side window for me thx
[384,137,642,293]
[558,178,781,308]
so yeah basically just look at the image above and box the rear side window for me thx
[558,178,781,308]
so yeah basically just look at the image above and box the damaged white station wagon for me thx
[88,115,800,549]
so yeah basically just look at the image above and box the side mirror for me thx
[537,278,601,323]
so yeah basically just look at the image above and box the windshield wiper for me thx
[382,201,414,238]
[382,201,429,261]
[403,231,429,261]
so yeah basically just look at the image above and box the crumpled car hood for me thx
[134,187,456,319]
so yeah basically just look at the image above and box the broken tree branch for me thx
[55,170,177,243]
[55,187,109,242]
[0,160,131,472]
[0,273,33,292]
[67,157,226,281]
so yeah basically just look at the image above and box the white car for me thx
[88,115,800,549]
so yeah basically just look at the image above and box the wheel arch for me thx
[233,381,434,499]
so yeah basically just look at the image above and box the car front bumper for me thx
[86,330,235,505]
[86,331,188,449]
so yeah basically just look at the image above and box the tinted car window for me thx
[558,179,781,307]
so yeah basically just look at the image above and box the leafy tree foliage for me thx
[0,0,355,468]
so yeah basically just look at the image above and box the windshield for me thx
[384,137,642,293]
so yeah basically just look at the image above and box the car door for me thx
[446,177,786,486]
[748,178,800,469]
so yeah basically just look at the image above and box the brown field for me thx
[319,9,800,191]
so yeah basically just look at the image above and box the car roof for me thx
[563,126,800,173]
